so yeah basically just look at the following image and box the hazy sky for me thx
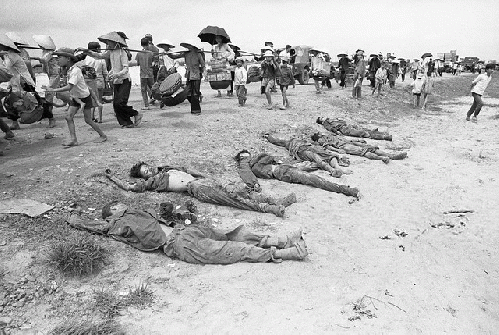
[2,0,499,60]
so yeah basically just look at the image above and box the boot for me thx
[276,193,297,207]
[389,152,407,160]
[273,239,308,261]
[260,229,303,249]
[259,203,285,217]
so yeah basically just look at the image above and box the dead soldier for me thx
[104,162,296,217]
[68,201,308,264]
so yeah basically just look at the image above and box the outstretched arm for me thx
[105,171,146,192]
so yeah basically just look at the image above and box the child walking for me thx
[260,50,278,109]
[234,58,247,106]
[372,64,387,97]
[277,55,294,109]
[467,64,494,123]
[411,72,426,108]
[45,48,107,147]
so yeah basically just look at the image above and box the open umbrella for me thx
[421,52,432,58]
[0,34,19,52]
[198,26,231,45]
[98,31,127,47]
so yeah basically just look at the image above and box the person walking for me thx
[179,40,205,115]
[133,38,154,110]
[82,32,142,128]
[466,64,494,123]
[337,53,350,88]
[352,49,366,99]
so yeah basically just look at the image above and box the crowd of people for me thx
[0,30,495,154]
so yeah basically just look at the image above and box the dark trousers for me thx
[339,70,346,87]
[186,80,201,113]
[0,118,10,134]
[467,93,484,117]
[113,79,138,126]
[321,78,332,88]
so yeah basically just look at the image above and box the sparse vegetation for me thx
[92,283,153,319]
[50,318,124,335]
[47,232,109,276]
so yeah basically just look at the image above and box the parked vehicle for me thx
[290,45,311,85]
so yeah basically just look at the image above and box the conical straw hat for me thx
[6,32,29,46]
[32,35,56,50]
[98,32,127,47]
[0,34,19,52]
[157,39,175,49]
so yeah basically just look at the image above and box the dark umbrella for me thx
[198,26,231,45]
[370,54,378,57]
[421,52,432,58]
[337,53,347,57]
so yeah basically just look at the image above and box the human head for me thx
[102,201,128,219]
[215,35,223,45]
[53,47,78,67]
[286,45,291,52]
[236,58,243,67]
[87,42,101,52]
[145,34,153,43]
[130,161,159,179]
[485,63,494,74]
[356,49,364,56]
[140,37,149,47]
[264,50,273,61]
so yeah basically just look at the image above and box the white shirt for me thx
[234,66,247,85]
[67,65,90,98]
[471,73,491,95]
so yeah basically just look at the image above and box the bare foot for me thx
[62,141,78,147]
[94,136,107,143]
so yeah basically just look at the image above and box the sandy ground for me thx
[1,73,499,334]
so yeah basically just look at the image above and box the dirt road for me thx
[1,73,498,334]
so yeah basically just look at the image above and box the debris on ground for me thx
[0,199,53,217]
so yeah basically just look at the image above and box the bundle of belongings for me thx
[67,200,308,264]
[1,87,46,124]
[246,64,261,83]
[151,71,186,107]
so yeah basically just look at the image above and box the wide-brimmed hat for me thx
[157,39,175,49]
[280,54,290,62]
[0,34,19,52]
[52,47,78,61]
[337,53,347,58]
[180,39,201,50]
[264,50,274,57]
[370,54,378,57]
[6,32,29,46]
[356,49,364,53]
[32,35,56,51]
[98,31,127,47]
